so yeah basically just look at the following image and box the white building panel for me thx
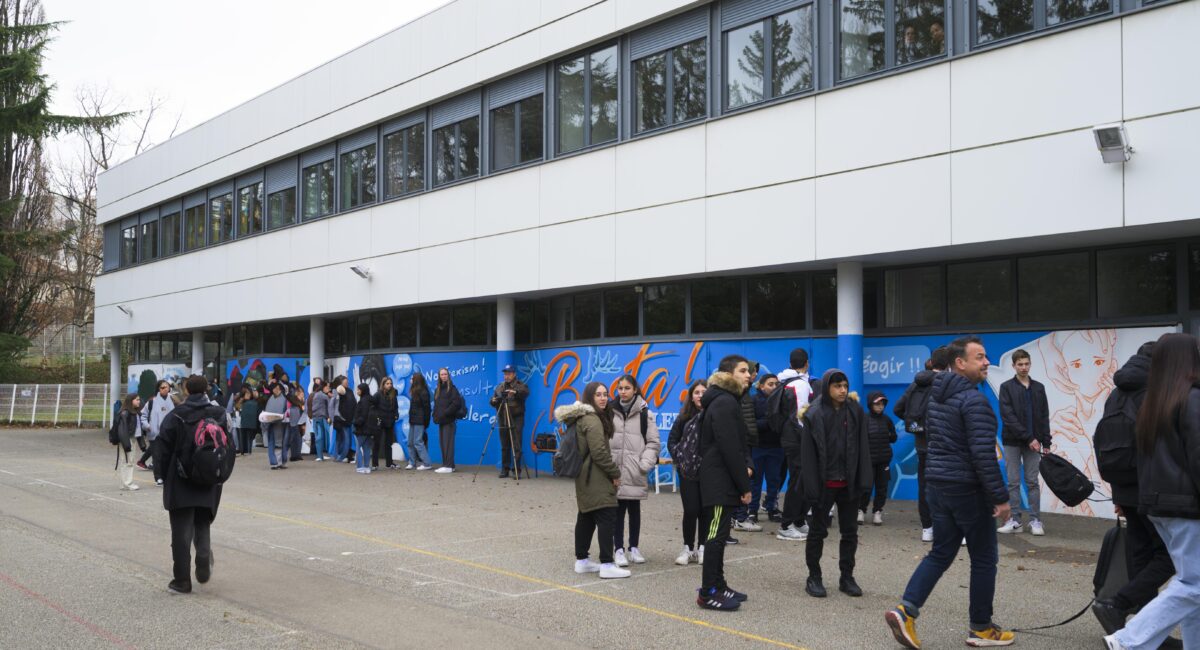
[420,0,480,72]
[615,126,706,212]
[367,251,422,308]
[1123,1,1200,120]
[539,147,616,225]
[1124,110,1200,227]
[704,180,815,272]
[477,0,542,50]
[476,34,542,83]
[476,167,541,237]
[538,1,618,60]
[371,198,422,258]
[616,0,702,28]
[325,257,375,314]
[287,220,331,273]
[418,183,477,247]
[539,216,615,288]
[705,98,815,196]
[419,58,480,108]
[613,200,705,281]
[327,208,374,265]
[475,230,541,296]
[419,240,477,302]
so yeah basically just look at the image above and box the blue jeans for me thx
[311,418,329,460]
[334,424,351,460]
[408,424,431,466]
[355,435,372,470]
[751,447,785,512]
[266,422,291,467]
[1116,517,1200,650]
[901,482,999,628]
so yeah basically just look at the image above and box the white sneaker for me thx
[404,463,414,470]
[599,563,630,579]
[734,519,762,532]
[997,518,1023,534]
[614,548,629,567]
[574,559,601,574]
[314,457,324,462]
[675,547,692,566]
[434,467,454,474]
[122,484,139,491]
[416,464,433,471]
[857,510,865,524]
[1030,520,1045,536]
[628,547,646,564]
[921,527,934,542]
[873,511,884,526]
[1104,633,1127,650]
[961,537,967,546]
[697,545,705,565]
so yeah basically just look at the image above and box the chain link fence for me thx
[0,384,113,428]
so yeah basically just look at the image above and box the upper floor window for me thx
[433,117,480,187]
[120,225,137,266]
[557,44,618,153]
[491,94,544,171]
[237,182,263,238]
[139,220,158,263]
[161,212,181,256]
[725,7,813,110]
[634,38,707,134]
[302,160,335,221]
[383,124,424,197]
[267,188,295,230]
[183,204,205,252]
[208,192,233,244]
[976,0,1107,44]
[339,144,377,210]
[896,0,946,65]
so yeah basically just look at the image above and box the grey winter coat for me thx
[610,397,661,500]
[311,390,332,420]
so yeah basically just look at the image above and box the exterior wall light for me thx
[1093,123,1132,163]
[350,265,371,279]
[117,305,133,316]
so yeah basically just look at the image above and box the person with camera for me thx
[489,364,529,479]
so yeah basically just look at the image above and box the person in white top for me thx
[775,348,815,541]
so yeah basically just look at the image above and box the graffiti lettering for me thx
[545,350,581,409]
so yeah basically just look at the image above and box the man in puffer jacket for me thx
[860,392,897,526]
[886,336,1015,649]
[731,362,762,534]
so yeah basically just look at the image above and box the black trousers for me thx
[239,427,256,455]
[781,465,810,528]
[679,479,711,550]
[614,499,642,549]
[575,507,617,564]
[1115,503,1177,611]
[860,461,891,513]
[806,486,859,578]
[139,439,164,482]
[169,507,214,586]
[372,427,393,467]
[917,451,932,529]
[499,415,524,470]
[702,504,734,590]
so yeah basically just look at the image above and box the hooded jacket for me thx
[408,383,432,428]
[153,393,227,514]
[925,371,1007,505]
[433,382,465,426]
[893,370,935,451]
[799,369,872,502]
[754,390,781,448]
[998,376,1051,448]
[140,393,177,441]
[776,369,814,416]
[865,391,898,465]
[698,371,752,507]
[1137,384,1200,519]
[610,396,662,500]
[353,384,373,436]
[370,388,400,437]
[556,402,621,513]
[1099,348,1150,506]
[334,384,356,426]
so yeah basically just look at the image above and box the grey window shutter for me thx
[266,158,298,193]
[488,67,546,109]
[630,7,710,59]
[184,190,206,209]
[120,215,139,230]
[431,90,481,129]
[300,143,335,168]
[236,170,264,189]
[140,207,159,224]
[102,222,120,271]
[382,111,424,135]
[722,0,802,29]
[159,198,182,216]
[338,128,377,153]
[208,181,234,198]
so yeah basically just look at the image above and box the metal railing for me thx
[0,384,113,428]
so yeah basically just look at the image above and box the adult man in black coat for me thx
[489,364,530,479]
[153,374,231,594]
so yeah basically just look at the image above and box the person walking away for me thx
[1105,333,1200,650]
[405,373,434,470]
[309,382,332,461]
[886,336,1014,648]
[562,381,629,579]
[236,388,258,456]
[894,347,950,542]
[433,368,465,473]
[153,375,231,594]
[609,374,661,567]
[353,383,374,474]
[752,374,785,523]
[861,392,897,526]
[490,364,530,479]
[371,377,400,469]
[997,349,1051,536]
[263,383,289,469]
[332,376,355,463]
[669,380,709,566]
[696,355,754,611]
[115,393,142,490]
[777,348,816,542]
[139,380,177,486]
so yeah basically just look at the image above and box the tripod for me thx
[471,392,530,482]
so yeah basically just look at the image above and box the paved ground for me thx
[0,427,1127,649]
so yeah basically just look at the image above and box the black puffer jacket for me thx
[865,391,897,465]
[408,384,431,428]
[153,394,228,515]
[799,369,872,503]
[894,370,935,450]
[335,384,356,426]
[925,371,1007,505]
[370,388,399,436]
[740,389,759,448]
[998,377,1051,447]
[753,391,781,447]
[1137,385,1200,519]
[433,383,464,426]
[698,372,752,507]
[1098,348,1150,506]
[353,384,373,437]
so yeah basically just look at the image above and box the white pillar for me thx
[109,336,122,405]
[836,261,864,391]
[191,329,204,376]
[310,317,325,388]
[496,298,515,371]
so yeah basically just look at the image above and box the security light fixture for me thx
[1093,123,1132,164]
[350,265,371,279]
[117,305,133,317]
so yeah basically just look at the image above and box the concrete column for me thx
[310,317,326,388]
[836,261,864,392]
[496,297,515,371]
[191,329,204,376]
[109,336,122,405]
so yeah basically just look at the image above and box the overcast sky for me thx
[43,0,448,163]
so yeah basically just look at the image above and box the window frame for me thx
[138,219,158,264]
[383,122,426,198]
[236,181,264,239]
[632,36,708,136]
[207,190,234,245]
[160,211,181,257]
[723,4,817,112]
[266,187,297,231]
[836,0,950,82]
[432,116,481,188]
[300,158,336,221]
[119,224,138,267]
[338,143,378,211]
[490,93,545,172]
[970,0,1114,48]
[555,42,621,154]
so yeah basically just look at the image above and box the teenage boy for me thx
[776,348,815,541]
[696,355,754,611]
[752,374,784,522]
[894,346,950,542]
[997,349,1051,536]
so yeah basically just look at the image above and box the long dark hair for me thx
[410,372,429,399]
[679,379,707,421]
[615,374,642,399]
[1136,333,1200,454]
[121,392,139,414]
[582,381,614,438]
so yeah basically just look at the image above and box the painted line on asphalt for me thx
[0,570,138,650]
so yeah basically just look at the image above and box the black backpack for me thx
[671,412,703,481]
[107,417,120,445]
[1040,452,1094,507]
[766,376,805,435]
[903,383,934,434]
[1093,522,1129,600]
[172,409,236,487]
[552,423,589,478]
[1094,390,1141,488]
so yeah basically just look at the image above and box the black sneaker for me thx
[196,554,213,584]
[697,587,741,611]
[805,576,827,598]
[839,576,863,597]
[498,469,510,479]
[721,586,748,602]
[1091,599,1127,635]
[167,580,192,594]
[767,510,783,523]
[725,536,739,545]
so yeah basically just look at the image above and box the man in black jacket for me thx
[490,364,530,479]
[154,375,231,594]
[696,355,753,612]
[997,349,1052,536]
[894,346,949,541]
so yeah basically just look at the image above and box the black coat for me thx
[408,385,432,428]
[740,390,759,448]
[335,386,356,426]
[370,389,400,435]
[433,383,464,426]
[1137,385,1200,519]
[353,385,373,436]
[998,377,1051,447]
[894,370,935,451]
[698,372,752,507]
[116,409,139,453]
[153,394,227,515]
[865,391,897,465]
[1100,349,1150,506]
[799,376,872,503]
[753,391,781,448]
[925,372,1007,505]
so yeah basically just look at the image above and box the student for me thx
[139,380,176,486]
[800,369,872,599]
[696,354,754,611]
[236,387,258,456]
[609,374,661,567]
[115,393,142,491]
[263,383,290,469]
[669,379,709,566]
[776,348,815,542]
[405,372,434,470]
[371,377,400,470]
[997,349,1051,536]
[433,368,465,474]
[752,374,785,523]
[1107,333,1200,650]
[310,380,332,462]
[286,387,306,462]
[860,392,897,526]
[353,383,374,474]
[732,362,762,534]
[894,347,950,542]
[560,381,628,579]
[332,375,355,463]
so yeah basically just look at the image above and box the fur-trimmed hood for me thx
[706,371,745,396]
[555,401,595,425]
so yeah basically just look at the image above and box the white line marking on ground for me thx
[393,566,522,598]
[512,552,782,598]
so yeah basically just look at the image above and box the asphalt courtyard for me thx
[0,428,1125,650]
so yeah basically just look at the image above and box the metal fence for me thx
[0,384,113,428]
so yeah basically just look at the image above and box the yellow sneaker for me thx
[967,625,1015,647]
[885,606,921,649]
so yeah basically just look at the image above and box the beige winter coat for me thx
[610,396,662,500]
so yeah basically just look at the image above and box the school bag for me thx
[173,409,236,487]
[552,423,589,478]
[765,376,805,435]
[1093,521,1129,601]
[903,383,934,434]
[1094,390,1141,489]
[455,392,468,420]
[107,417,120,445]
[1039,452,1094,507]
[672,412,704,481]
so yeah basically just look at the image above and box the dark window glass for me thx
[748,274,806,331]
[841,0,885,79]
[420,307,451,347]
[354,315,371,351]
[371,312,392,349]
[725,22,764,109]
[515,302,533,346]
[1047,0,1109,25]
[590,45,618,146]
[634,38,707,135]
[604,289,638,337]
[325,319,346,355]
[1018,253,1090,322]
[573,293,601,340]
[120,226,137,266]
[896,0,947,65]
[726,10,812,110]
[176,337,191,362]
[453,305,488,346]
[458,117,480,179]
[339,144,377,210]
[1191,246,1200,311]
[267,188,295,230]
[386,125,425,196]
[184,204,205,251]
[137,338,148,361]
[863,274,880,329]
[674,39,708,123]
[161,212,181,256]
[237,183,263,238]
[284,321,308,355]
[977,0,1033,43]
[634,51,667,133]
[245,324,263,355]
[1097,247,1176,318]
[557,45,618,153]
[884,266,944,327]
[209,193,233,244]
[773,8,814,97]
[263,323,284,355]
[947,260,1012,325]
[556,55,586,152]
[433,124,455,186]
[139,221,158,262]
[231,326,247,357]
[146,337,161,362]
[392,309,418,348]
[550,296,572,342]
[518,94,544,165]
[433,117,480,186]
[301,160,334,220]
[492,102,518,171]
[812,273,838,329]
[692,279,742,334]
[532,301,551,343]
[492,95,544,171]
[161,336,176,361]
[643,283,686,336]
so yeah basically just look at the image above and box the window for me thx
[896,0,946,65]
[267,188,295,230]
[532,301,551,343]
[634,38,707,134]
[692,279,743,334]
[325,319,348,355]
[812,273,838,329]
[301,160,335,220]
[420,307,451,346]
[556,44,618,153]
[244,324,263,355]
[1191,246,1200,311]
[183,204,205,251]
[120,225,137,266]
[515,302,533,346]
[841,0,885,79]
[1096,246,1176,318]
[176,337,191,362]
[492,94,544,171]
[392,309,418,348]
[748,274,806,331]
[147,336,161,361]
[237,182,263,238]
[384,124,424,197]
[1018,253,1090,322]
[348,315,367,351]
[453,305,489,346]
[643,283,685,336]
[161,212,181,256]
[139,220,158,263]
[604,288,639,337]
[284,321,308,355]
[1046,0,1109,25]
[263,323,284,355]
[208,192,233,245]
[230,326,246,357]
[726,7,813,110]
[433,117,480,186]
[976,0,1033,43]
[339,144,377,210]
[884,266,944,327]
[947,260,1012,325]
[573,293,601,340]
[371,312,391,349]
